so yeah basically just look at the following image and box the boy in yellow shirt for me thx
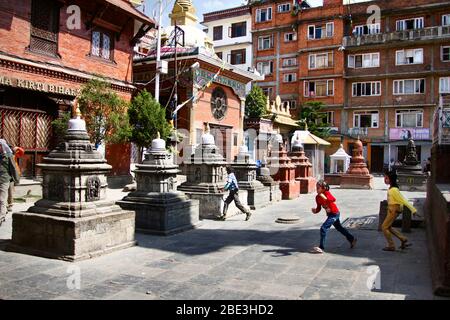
[382,170,417,251]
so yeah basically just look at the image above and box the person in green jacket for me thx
[382,170,417,251]
[0,139,20,227]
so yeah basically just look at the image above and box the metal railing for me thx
[343,26,450,47]
[348,127,369,138]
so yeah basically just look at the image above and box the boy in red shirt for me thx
[310,180,357,254]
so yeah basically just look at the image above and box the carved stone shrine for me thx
[397,139,428,191]
[10,107,135,261]
[118,133,199,235]
[340,138,374,189]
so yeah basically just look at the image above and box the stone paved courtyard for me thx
[0,177,447,300]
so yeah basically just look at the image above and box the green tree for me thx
[51,111,71,144]
[245,85,269,119]
[78,78,131,146]
[297,101,331,139]
[128,90,171,162]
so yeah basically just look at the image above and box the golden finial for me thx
[72,97,82,118]
[205,122,210,133]
[157,132,161,139]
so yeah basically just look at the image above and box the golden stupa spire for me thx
[170,0,197,26]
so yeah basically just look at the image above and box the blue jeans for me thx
[319,213,354,250]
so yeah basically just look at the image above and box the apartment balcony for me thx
[347,127,368,138]
[343,26,450,48]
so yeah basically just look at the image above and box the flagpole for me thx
[155,0,163,103]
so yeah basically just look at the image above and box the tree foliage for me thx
[297,101,331,139]
[245,85,269,119]
[78,78,131,146]
[128,90,171,159]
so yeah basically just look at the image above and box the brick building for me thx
[251,0,450,173]
[0,0,154,181]
[133,0,261,162]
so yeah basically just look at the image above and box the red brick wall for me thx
[0,0,134,83]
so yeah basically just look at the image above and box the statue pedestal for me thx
[11,205,135,261]
[340,174,374,189]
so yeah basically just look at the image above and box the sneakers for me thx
[309,247,324,254]
[382,247,396,252]
[245,212,252,221]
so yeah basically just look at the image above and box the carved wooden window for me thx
[91,29,114,61]
[29,0,60,56]
[211,87,228,121]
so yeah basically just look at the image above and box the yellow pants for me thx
[382,204,407,248]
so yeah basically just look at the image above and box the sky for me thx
[142,0,324,27]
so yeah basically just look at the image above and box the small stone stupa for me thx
[397,139,428,191]
[10,100,135,261]
[288,134,316,194]
[118,133,199,235]
[256,155,282,203]
[267,132,300,200]
[232,144,271,209]
[178,123,229,219]
[340,138,374,189]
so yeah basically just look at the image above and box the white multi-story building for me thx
[202,5,254,92]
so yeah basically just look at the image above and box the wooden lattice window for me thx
[91,29,114,61]
[29,0,60,57]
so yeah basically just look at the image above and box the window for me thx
[348,53,380,68]
[353,111,379,128]
[309,52,333,69]
[442,46,450,62]
[440,77,450,93]
[396,49,423,65]
[29,0,60,56]
[230,49,246,65]
[258,35,273,50]
[396,110,423,128]
[213,26,223,41]
[282,58,297,67]
[353,23,381,35]
[326,23,334,38]
[284,32,297,42]
[290,100,297,109]
[278,3,291,13]
[230,22,246,38]
[304,80,334,97]
[396,17,424,31]
[282,100,297,109]
[91,30,113,60]
[261,87,274,98]
[308,22,334,39]
[317,111,334,126]
[256,7,272,23]
[443,14,450,26]
[352,82,381,96]
[256,61,274,75]
[283,73,297,83]
[216,52,223,59]
[393,79,425,95]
